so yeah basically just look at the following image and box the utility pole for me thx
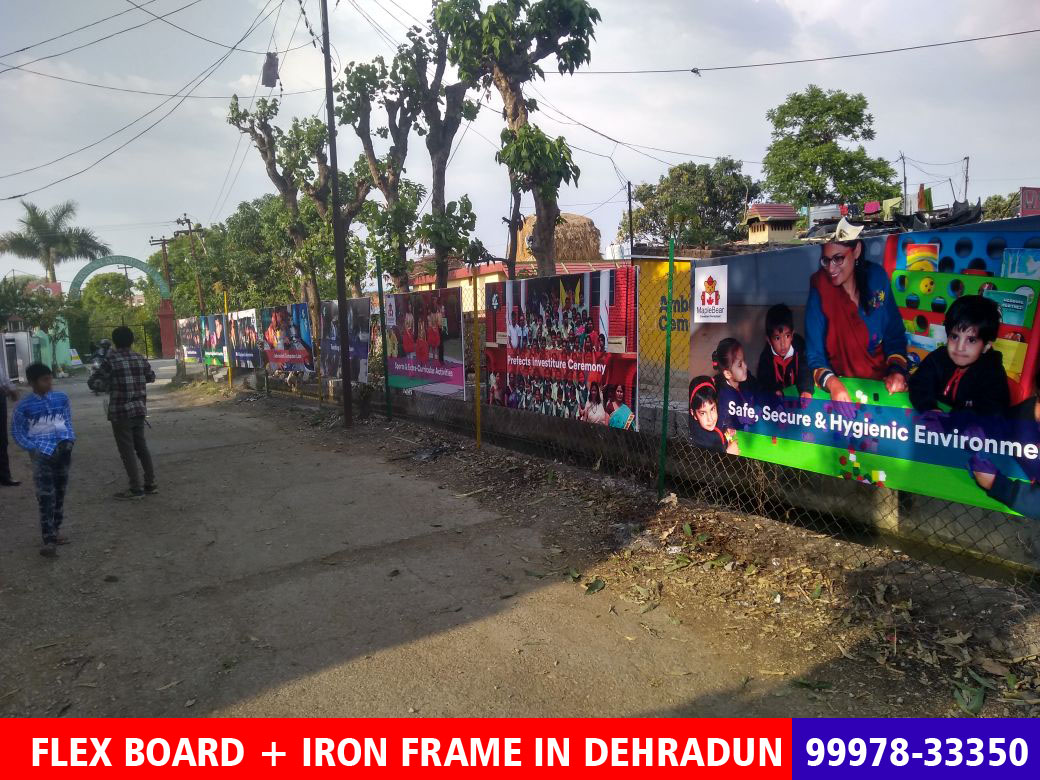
[900,152,908,215]
[149,235,173,289]
[627,180,635,258]
[175,214,206,315]
[319,0,352,427]
[963,156,970,202]
[151,235,184,376]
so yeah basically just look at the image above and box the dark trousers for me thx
[33,442,72,544]
[0,395,10,481]
[111,416,155,492]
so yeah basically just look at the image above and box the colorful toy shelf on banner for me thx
[176,316,202,363]
[320,297,372,385]
[227,309,262,369]
[484,268,639,430]
[384,287,465,400]
[686,215,1040,514]
[261,303,314,372]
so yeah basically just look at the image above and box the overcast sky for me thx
[2,0,1039,288]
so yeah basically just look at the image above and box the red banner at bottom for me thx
[2,719,791,777]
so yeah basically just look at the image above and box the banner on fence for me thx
[176,317,201,363]
[636,258,690,404]
[384,288,465,399]
[484,268,639,429]
[261,303,314,372]
[199,314,226,367]
[228,309,262,369]
[686,218,1040,513]
[320,298,372,384]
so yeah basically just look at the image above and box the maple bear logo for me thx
[700,275,721,306]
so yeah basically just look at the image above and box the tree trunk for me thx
[431,144,450,289]
[504,179,522,280]
[47,255,57,283]
[531,193,559,278]
[394,238,411,292]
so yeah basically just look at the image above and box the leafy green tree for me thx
[621,159,761,248]
[16,290,72,371]
[228,97,371,335]
[435,0,601,276]
[0,277,23,327]
[363,179,426,290]
[982,191,1020,221]
[400,10,480,287]
[337,53,421,291]
[0,200,110,282]
[762,85,898,208]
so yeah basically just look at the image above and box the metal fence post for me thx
[375,255,392,420]
[656,238,676,499]
[224,291,232,393]
[471,271,482,449]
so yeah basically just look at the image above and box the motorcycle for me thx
[86,339,111,394]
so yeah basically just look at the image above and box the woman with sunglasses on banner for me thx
[805,219,909,404]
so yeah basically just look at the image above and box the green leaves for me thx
[623,159,760,248]
[762,84,898,206]
[497,124,580,201]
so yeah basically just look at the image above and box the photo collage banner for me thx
[484,268,639,430]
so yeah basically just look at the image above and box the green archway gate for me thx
[67,255,176,358]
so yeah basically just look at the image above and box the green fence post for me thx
[374,254,392,421]
[656,238,676,499]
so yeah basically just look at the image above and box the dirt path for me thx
[0,367,1031,717]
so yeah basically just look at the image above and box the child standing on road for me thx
[11,363,76,557]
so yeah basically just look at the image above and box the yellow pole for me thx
[224,290,232,392]
[471,271,481,450]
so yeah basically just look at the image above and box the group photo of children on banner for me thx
[383,288,466,400]
[484,269,639,430]
[686,217,1040,514]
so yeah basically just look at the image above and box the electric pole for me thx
[174,214,206,315]
[627,181,634,258]
[319,0,353,427]
[149,235,173,289]
[900,152,908,215]
[964,156,970,202]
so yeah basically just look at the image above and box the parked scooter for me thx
[86,339,112,394]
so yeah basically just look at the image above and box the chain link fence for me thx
[342,263,1040,611]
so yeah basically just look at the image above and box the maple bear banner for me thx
[484,268,639,430]
[694,265,727,323]
[685,218,1040,514]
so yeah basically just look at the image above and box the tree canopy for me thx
[0,200,110,283]
[762,85,898,207]
[623,158,761,248]
[982,191,1020,221]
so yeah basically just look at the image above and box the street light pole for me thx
[319,0,352,427]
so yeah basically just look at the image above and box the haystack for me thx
[517,212,602,264]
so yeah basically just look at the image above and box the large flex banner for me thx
[384,287,465,399]
[261,303,314,372]
[320,298,372,385]
[686,217,1040,513]
[484,268,639,430]
[228,308,262,368]
[199,314,226,367]
[176,317,201,363]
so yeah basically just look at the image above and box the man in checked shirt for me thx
[98,326,157,500]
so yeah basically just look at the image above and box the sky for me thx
[2,0,1040,290]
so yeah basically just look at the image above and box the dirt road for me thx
[0,367,976,717]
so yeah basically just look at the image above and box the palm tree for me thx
[0,200,110,283]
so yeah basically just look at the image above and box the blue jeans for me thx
[32,441,73,544]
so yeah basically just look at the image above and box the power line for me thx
[0,0,163,58]
[2,0,282,200]
[0,0,206,77]
[368,0,414,32]
[383,0,424,27]
[583,184,626,217]
[549,27,1040,75]
[0,63,324,99]
[208,0,288,222]
[213,1,307,221]
[122,0,312,56]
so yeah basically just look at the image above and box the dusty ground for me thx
[1,364,1038,718]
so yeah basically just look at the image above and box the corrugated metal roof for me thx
[744,203,798,224]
